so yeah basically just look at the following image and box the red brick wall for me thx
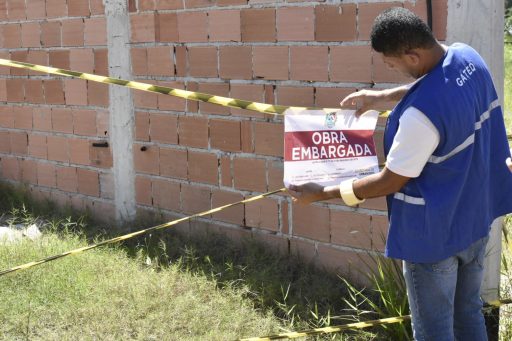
[0,0,447,277]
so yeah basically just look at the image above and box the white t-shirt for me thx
[385,106,440,178]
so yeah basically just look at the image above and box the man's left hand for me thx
[287,183,337,204]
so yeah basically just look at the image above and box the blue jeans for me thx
[403,236,489,341]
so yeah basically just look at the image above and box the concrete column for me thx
[104,0,136,222]
[447,0,505,304]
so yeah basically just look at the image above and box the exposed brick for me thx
[44,80,65,104]
[152,178,180,211]
[0,0,6,20]
[88,81,109,107]
[2,157,20,180]
[178,115,209,148]
[3,24,21,48]
[77,168,100,197]
[56,166,78,193]
[229,84,265,118]
[147,46,174,76]
[432,0,447,40]
[85,17,107,45]
[139,0,155,10]
[241,8,275,42]
[267,160,283,191]
[219,46,252,80]
[290,46,328,82]
[156,0,184,10]
[133,85,158,109]
[157,12,179,42]
[69,138,90,165]
[0,131,10,153]
[149,113,178,144]
[25,79,45,104]
[218,0,246,5]
[315,87,356,109]
[316,245,371,286]
[62,19,84,47]
[177,11,208,42]
[130,13,156,43]
[211,189,244,225]
[188,150,218,185]
[10,131,28,155]
[47,135,69,162]
[33,108,52,131]
[292,203,330,242]
[245,197,279,231]
[371,215,389,252]
[26,0,46,19]
[253,121,283,157]
[220,156,232,187]
[131,48,147,75]
[90,0,105,15]
[46,0,67,18]
[277,86,314,107]
[135,176,152,205]
[68,1,89,16]
[135,111,150,141]
[49,50,70,69]
[159,147,187,179]
[175,46,187,77]
[404,0,428,23]
[330,210,372,249]
[241,120,253,152]
[37,162,56,188]
[0,80,6,101]
[21,159,37,184]
[358,2,402,41]
[6,79,24,103]
[330,45,372,83]
[28,134,47,159]
[253,46,288,81]
[188,46,218,78]
[21,22,41,48]
[64,79,88,106]
[360,196,387,212]
[12,107,32,130]
[41,21,61,47]
[27,50,48,76]
[156,81,186,111]
[277,7,314,41]
[233,157,266,192]
[198,83,230,115]
[210,119,241,152]
[209,9,241,42]
[180,183,211,214]
[7,0,25,20]
[10,51,28,76]
[51,108,73,133]
[134,143,159,175]
[94,49,109,76]
[315,5,357,42]
[73,109,97,136]
[69,49,95,73]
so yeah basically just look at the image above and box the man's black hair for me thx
[371,7,436,56]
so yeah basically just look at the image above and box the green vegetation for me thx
[0,184,395,340]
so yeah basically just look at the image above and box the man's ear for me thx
[403,50,421,66]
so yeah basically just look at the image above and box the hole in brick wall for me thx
[140,146,147,151]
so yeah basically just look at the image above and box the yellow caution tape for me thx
[0,58,331,115]
[241,299,512,340]
[0,188,286,277]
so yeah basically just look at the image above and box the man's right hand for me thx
[340,85,410,117]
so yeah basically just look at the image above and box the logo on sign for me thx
[324,112,337,128]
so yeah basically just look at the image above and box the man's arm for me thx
[339,85,410,116]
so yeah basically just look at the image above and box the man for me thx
[288,7,512,341]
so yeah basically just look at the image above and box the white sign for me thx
[283,109,379,187]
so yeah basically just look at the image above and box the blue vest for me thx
[383,43,512,263]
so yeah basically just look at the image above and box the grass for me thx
[0,184,385,340]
